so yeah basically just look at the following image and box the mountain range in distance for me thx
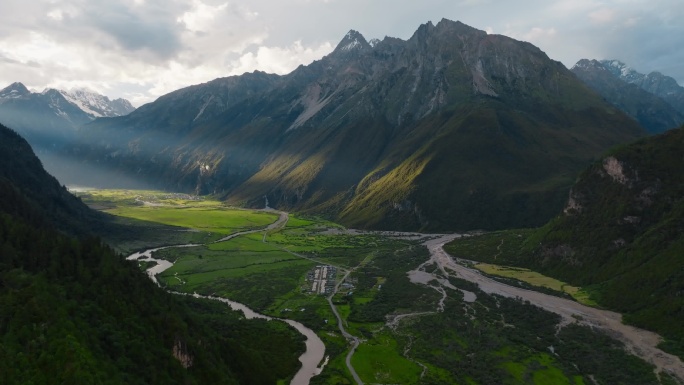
[0,82,134,120]
[3,18,684,232]
[571,59,684,133]
[0,82,141,189]
[0,82,134,149]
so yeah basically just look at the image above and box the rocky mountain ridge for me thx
[57,87,134,118]
[0,82,135,150]
[600,60,684,114]
[571,59,684,133]
[0,82,134,120]
[66,19,645,231]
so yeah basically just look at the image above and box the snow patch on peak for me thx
[0,82,31,99]
[607,61,635,77]
[599,59,644,83]
[58,88,135,118]
[58,89,107,117]
[341,39,361,51]
[572,59,597,70]
[334,29,370,53]
[344,30,360,39]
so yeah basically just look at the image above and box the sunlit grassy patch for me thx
[105,205,277,234]
[475,263,597,306]
[502,353,575,385]
[352,333,422,384]
[76,188,279,235]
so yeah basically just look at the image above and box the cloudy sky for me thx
[0,0,681,106]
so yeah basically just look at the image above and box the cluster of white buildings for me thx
[307,265,337,295]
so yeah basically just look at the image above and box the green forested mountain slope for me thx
[0,125,96,235]
[0,123,304,384]
[446,126,684,355]
[67,19,644,231]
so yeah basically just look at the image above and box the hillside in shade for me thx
[446,126,684,357]
[0,123,304,384]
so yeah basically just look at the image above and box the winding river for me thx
[121,206,684,383]
[126,215,327,385]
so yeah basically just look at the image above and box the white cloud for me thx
[589,8,617,24]
[521,27,557,43]
[0,0,682,107]
[231,41,333,75]
[177,1,229,33]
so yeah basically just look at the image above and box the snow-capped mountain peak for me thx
[1,81,135,127]
[571,59,602,71]
[599,60,645,83]
[57,88,135,118]
[0,82,31,99]
[334,29,371,53]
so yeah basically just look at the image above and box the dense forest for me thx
[0,124,304,384]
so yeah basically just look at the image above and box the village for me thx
[306,265,337,295]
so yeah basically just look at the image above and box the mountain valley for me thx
[2,16,684,385]
[58,19,647,232]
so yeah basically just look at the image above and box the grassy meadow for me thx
[474,263,598,306]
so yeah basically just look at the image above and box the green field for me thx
[352,333,423,384]
[501,353,584,385]
[108,205,275,233]
[79,189,279,232]
[75,189,279,252]
[475,263,598,306]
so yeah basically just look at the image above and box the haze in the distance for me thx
[0,0,681,107]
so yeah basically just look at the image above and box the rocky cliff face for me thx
[65,19,645,231]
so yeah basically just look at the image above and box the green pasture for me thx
[475,263,597,306]
[158,246,310,288]
[207,232,281,251]
[77,188,278,235]
[105,205,277,234]
[352,333,423,384]
[501,353,585,385]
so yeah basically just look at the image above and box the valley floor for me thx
[80,189,684,385]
